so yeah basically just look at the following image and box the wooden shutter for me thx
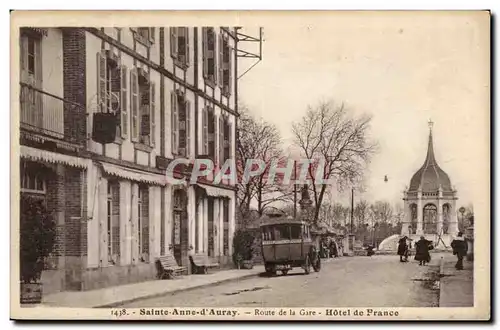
[186,100,191,157]
[170,27,178,59]
[185,28,190,66]
[171,92,178,154]
[97,52,107,113]
[203,107,208,155]
[218,34,223,88]
[150,28,155,42]
[227,122,232,162]
[218,116,224,167]
[130,69,139,141]
[120,65,128,138]
[20,38,26,72]
[228,46,233,95]
[150,82,156,146]
[202,27,208,78]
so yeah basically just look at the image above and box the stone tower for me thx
[402,120,458,246]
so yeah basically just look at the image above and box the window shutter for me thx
[170,27,178,59]
[203,107,208,154]
[130,69,139,141]
[120,65,128,138]
[150,82,156,146]
[218,34,223,88]
[34,38,42,85]
[97,52,107,113]
[171,92,178,154]
[228,46,233,95]
[218,116,224,167]
[186,100,191,157]
[228,123,232,162]
[184,27,189,65]
[150,28,155,42]
[20,38,26,73]
[202,28,208,78]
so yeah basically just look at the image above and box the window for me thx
[202,107,215,158]
[262,226,275,241]
[171,91,191,157]
[96,52,129,138]
[20,33,41,84]
[138,186,149,262]
[20,168,46,194]
[290,225,302,240]
[130,70,155,146]
[133,27,155,45]
[170,27,190,68]
[218,32,232,96]
[203,27,217,84]
[107,182,120,265]
[274,225,290,240]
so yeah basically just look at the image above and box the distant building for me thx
[18,26,249,294]
[402,120,458,246]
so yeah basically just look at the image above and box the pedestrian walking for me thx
[414,236,431,266]
[450,231,468,270]
[397,236,409,262]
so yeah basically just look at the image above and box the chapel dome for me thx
[408,123,453,192]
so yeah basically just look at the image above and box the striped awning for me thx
[101,162,166,186]
[20,146,89,169]
[196,183,234,199]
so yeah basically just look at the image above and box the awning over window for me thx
[101,162,167,186]
[196,183,235,199]
[20,146,89,169]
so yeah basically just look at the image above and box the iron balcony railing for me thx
[20,82,85,145]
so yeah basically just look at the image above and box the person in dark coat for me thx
[329,240,339,258]
[451,232,468,270]
[397,236,409,262]
[414,236,431,266]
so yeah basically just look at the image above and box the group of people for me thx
[320,237,340,258]
[397,232,468,270]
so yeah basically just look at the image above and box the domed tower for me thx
[402,120,458,243]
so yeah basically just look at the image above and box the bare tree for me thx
[370,201,394,224]
[354,199,370,227]
[236,106,291,219]
[292,101,378,222]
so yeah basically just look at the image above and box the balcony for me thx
[20,82,85,150]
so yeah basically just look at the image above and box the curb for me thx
[95,272,261,308]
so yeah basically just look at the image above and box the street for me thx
[124,254,441,308]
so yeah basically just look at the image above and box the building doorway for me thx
[423,203,437,234]
[172,188,188,266]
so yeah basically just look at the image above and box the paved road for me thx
[124,254,441,308]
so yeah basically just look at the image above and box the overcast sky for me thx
[237,11,489,208]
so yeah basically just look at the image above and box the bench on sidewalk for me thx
[155,254,186,279]
[189,254,219,274]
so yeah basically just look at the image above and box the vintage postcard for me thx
[10,10,490,321]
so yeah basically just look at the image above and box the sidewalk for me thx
[41,266,264,308]
[439,253,474,307]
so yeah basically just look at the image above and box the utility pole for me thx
[350,187,354,233]
[293,160,297,218]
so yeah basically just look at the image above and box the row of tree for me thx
[236,100,378,228]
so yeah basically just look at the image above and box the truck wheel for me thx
[281,270,288,276]
[304,256,311,274]
[265,264,276,276]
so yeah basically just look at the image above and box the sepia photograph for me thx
[9,10,490,321]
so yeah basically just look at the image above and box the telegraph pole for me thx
[350,187,354,233]
[293,160,297,218]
